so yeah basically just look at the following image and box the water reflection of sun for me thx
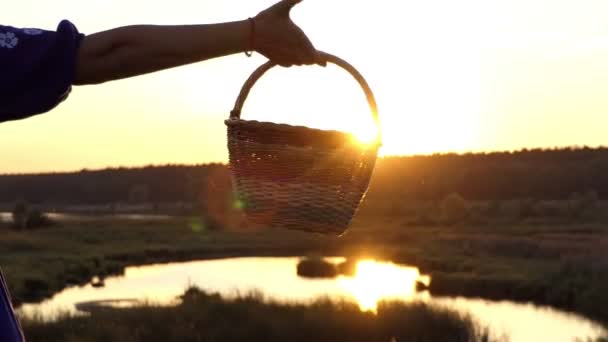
[338,260,431,312]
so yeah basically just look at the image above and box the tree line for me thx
[1,147,607,205]
[367,147,608,201]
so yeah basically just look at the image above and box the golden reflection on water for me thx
[338,259,430,312]
[16,257,607,342]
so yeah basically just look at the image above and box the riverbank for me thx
[20,286,491,342]
[1,214,607,327]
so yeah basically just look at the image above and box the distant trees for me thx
[0,148,607,212]
[367,147,608,202]
[0,164,223,205]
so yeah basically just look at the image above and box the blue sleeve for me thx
[0,20,85,123]
[0,270,24,342]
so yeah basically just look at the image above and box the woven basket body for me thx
[226,53,380,235]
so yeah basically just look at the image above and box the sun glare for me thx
[338,260,430,312]
[5,1,608,172]
[352,124,380,146]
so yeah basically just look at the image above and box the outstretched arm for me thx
[74,0,320,85]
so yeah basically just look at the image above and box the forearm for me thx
[74,20,250,85]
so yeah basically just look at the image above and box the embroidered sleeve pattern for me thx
[0,21,84,123]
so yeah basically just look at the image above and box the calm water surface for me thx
[17,257,607,342]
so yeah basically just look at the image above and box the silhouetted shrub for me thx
[569,190,600,220]
[297,256,337,278]
[22,277,51,300]
[12,200,28,230]
[517,198,537,220]
[25,209,53,229]
[484,200,502,217]
[11,200,54,230]
[440,193,469,224]
[412,203,440,226]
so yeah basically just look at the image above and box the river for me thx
[17,257,607,342]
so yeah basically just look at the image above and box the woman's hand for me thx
[254,0,324,67]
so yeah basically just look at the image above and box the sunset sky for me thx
[2,0,608,173]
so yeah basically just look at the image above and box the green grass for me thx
[20,286,493,342]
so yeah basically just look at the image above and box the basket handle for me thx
[230,51,381,141]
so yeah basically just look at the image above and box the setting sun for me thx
[3,1,608,341]
[350,121,380,146]
[5,0,608,173]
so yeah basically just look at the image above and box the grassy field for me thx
[1,208,608,330]
[20,286,492,342]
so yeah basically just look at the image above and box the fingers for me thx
[315,52,327,67]
[275,53,323,67]
[257,0,325,67]
[270,47,324,68]
[266,47,306,67]
[294,29,326,67]
[260,27,321,67]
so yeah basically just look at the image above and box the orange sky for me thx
[2,0,608,173]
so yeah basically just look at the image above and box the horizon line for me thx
[2,144,607,177]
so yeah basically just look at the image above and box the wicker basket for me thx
[225,52,381,235]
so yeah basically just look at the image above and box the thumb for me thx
[271,0,303,15]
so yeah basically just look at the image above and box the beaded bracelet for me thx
[245,17,255,57]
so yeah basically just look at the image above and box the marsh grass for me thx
[21,287,493,342]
